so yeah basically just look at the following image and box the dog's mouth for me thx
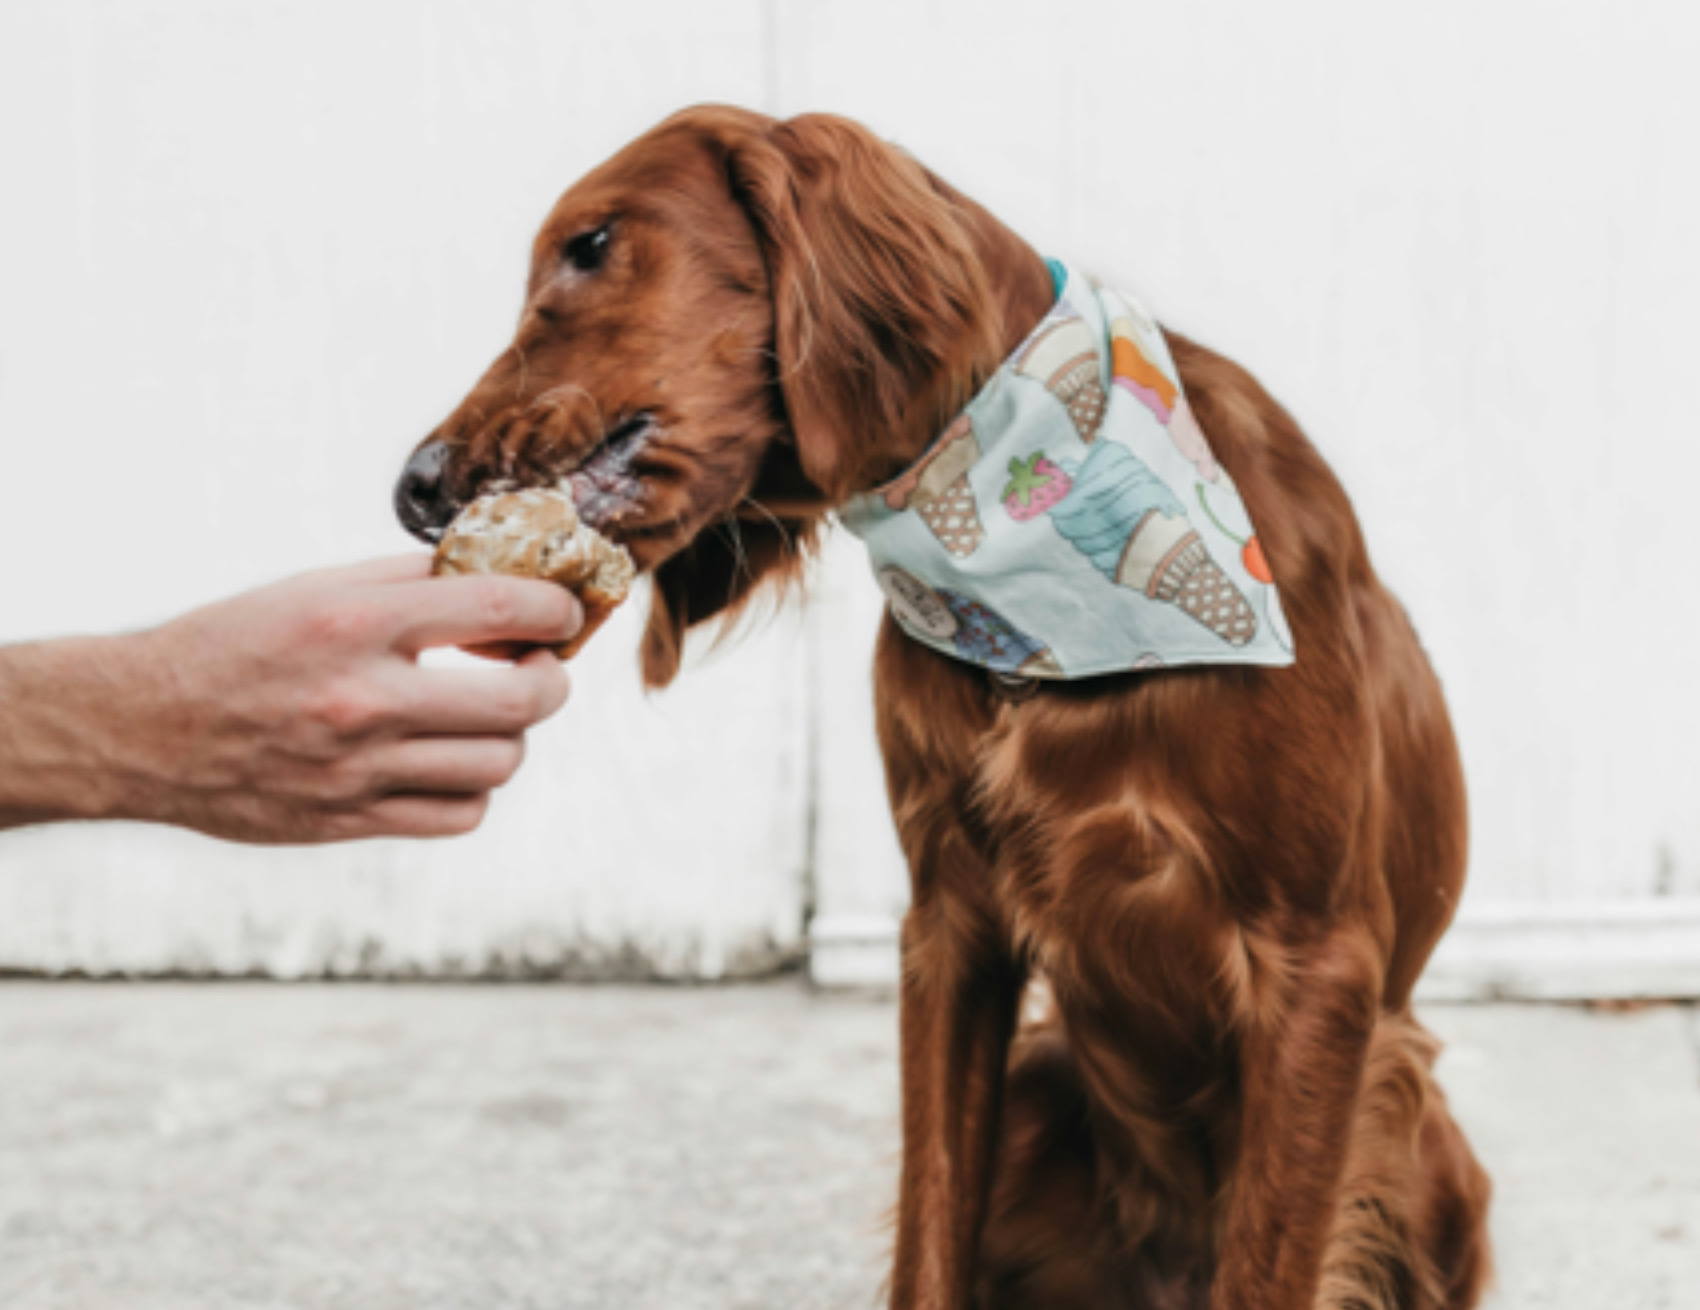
[564,412,655,534]
[396,411,668,551]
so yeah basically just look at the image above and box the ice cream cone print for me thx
[1123,514,1257,647]
[842,268,1290,679]
[936,588,1059,675]
[1108,312,1224,484]
[1041,441,1258,647]
[874,568,1063,676]
[1165,395,1223,484]
[1014,304,1107,442]
[882,415,985,558]
[1109,315,1179,424]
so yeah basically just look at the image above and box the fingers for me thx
[324,655,561,838]
[398,649,571,735]
[386,575,583,653]
[364,735,527,796]
[339,791,494,840]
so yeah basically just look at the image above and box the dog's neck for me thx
[887,183,1058,486]
[978,226,1060,364]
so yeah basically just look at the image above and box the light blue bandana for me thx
[839,259,1295,680]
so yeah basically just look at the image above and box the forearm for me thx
[0,633,157,830]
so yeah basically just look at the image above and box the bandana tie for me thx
[839,259,1295,680]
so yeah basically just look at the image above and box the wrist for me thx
[0,632,161,827]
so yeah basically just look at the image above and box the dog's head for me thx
[395,105,1031,685]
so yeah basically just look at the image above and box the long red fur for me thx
[410,105,1492,1310]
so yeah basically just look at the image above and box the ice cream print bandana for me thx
[839,259,1295,681]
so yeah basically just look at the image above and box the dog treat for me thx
[432,488,635,659]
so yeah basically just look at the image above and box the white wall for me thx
[2,1,1697,992]
[0,0,809,978]
[793,0,1700,998]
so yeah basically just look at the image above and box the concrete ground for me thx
[0,984,1694,1309]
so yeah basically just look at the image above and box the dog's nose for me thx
[394,439,461,543]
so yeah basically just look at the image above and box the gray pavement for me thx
[0,983,1695,1309]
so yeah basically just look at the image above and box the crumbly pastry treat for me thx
[432,488,635,659]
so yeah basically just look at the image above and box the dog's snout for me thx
[394,439,461,543]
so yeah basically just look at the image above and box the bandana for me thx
[839,259,1295,681]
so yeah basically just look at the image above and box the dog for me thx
[394,105,1492,1310]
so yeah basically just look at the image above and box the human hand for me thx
[0,556,581,843]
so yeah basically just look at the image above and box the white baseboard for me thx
[808,914,903,990]
[1419,901,1700,1001]
[809,901,1700,1001]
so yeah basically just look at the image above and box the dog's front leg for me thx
[888,881,1022,1310]
[1212,930,1382,1310]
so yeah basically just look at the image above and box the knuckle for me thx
[307,682,387,739]
[291,756,361,806]
[473,579,522,633]
[324,758,378,804]
[491,686,539,730]
[319,809,372,842]
[299,600,376,650]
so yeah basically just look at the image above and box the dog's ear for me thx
[639,111,1006,689]
[721,113,1005,498]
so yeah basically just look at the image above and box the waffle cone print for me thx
[883,415,985,557]
[1031,441,1257,647]
[1123,513,1257,646]
[1014,304,1107,442]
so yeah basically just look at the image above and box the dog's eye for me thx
[562,225,612,273]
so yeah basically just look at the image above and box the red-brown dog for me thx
[395,105,1491,1310]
